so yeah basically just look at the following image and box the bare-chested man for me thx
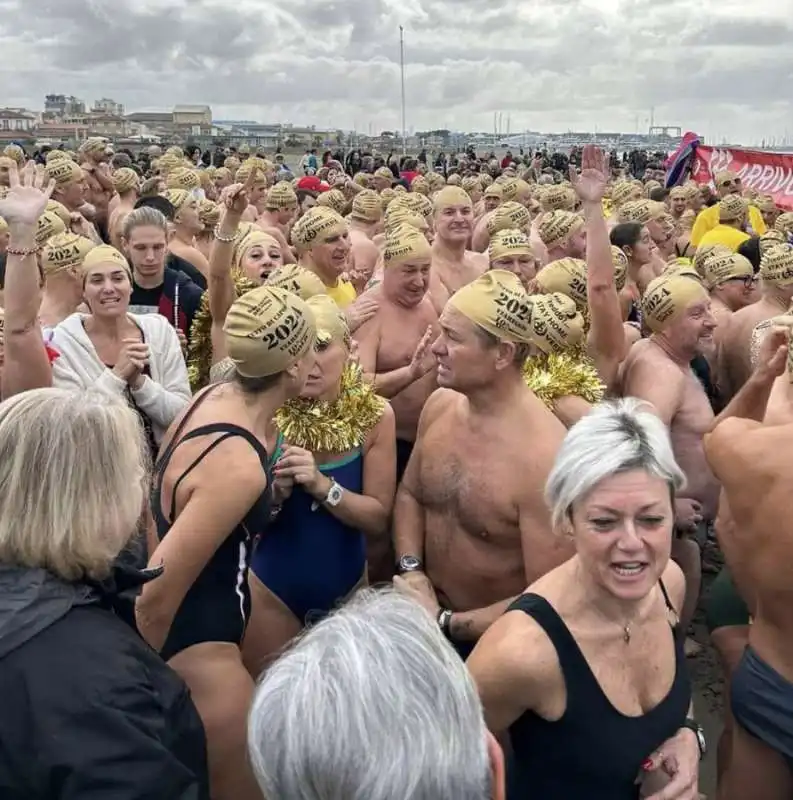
[428,186,489,314]
[720,244,793,401]
[356,224,439,483]
[537,209,587,265]
[256,181,297,239]
[346,190,382,293]
[704,322,793,800]
[78,137,115,235]
[107,168,140,250]
[393,270,572,657]
[471,201,531,253]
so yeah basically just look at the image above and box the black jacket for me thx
[0,563,209,799]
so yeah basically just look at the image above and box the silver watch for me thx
[323,479,344,507]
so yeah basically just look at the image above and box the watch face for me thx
[399,555,421,572]
[327,484,344,506]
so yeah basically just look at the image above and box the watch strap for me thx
[681,719,706,759]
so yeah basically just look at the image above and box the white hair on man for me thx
[545,397,686,531]
[248,588,502,800]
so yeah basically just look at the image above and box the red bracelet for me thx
[6,245,41,257]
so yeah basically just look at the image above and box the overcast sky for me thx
[1,0,791,144]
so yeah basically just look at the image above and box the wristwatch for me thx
[681,719,707,760]
[323,479,344,508]
[397,554,423,574]
[437,608,453,638]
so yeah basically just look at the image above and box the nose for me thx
[615,521,643,550]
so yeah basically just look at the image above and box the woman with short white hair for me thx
[0,387,208,798]
[468,398,703,799]
[248,588,505,800]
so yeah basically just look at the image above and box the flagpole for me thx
[400,26,407,157]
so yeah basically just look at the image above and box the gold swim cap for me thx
[447,174,462,186]
[618,199,666,225]
[265,263,327,300]
[112,167,140,194]
[163,189,192,212]
[79,137,109,158]
[233,230,281,271]
[379,187,397,208]
[307,294,350,347]
[266,182,298,210]
[642,272,709,333]
[488,229,533,263]
[536,258,588,309]
[434,186,472,213]
[223,286,316,378]
[668,186,688,201]
[448,269,534,344]
[237,159,270,187]
[383,224,433,267]
[500,179,519,202]
[540,185,577,212]
[760,244,793,286]
[292,207,347,251]
[718,194,747,223]
[374,167,394,184]
[483,183,503,200]
[714,170,739,189]
[198,199,221,228]
[611,246,629,292]
[538,210,584,248]
[42,233,96,276]
[774,212,793,236]
[461,176,480,194]
[701,252,754,290]
[45,159,83,186]
[759,229,787,256]
[527,292,587,355]
[316,188,347,215]
[350,190,383,223]
[383,205,428,234]
[754,194,777,214]
[165,168,201,192]
[411,176,429,195]
[81,245,132,279]
[487,202,531,236]
[479,174,494,189]
[693,243,732,277]
[35,210,67,247]
[3,144,25,167]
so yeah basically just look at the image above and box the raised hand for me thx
[570,144,609,203]
[221,166,258,217]
[0,161,55,227]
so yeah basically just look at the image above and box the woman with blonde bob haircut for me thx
[0,388,209,798]
[468,398,704,799]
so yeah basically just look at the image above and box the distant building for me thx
[0,108,37,142]
[173,105,212,135]
[93,97,125,117]
[44,94,85,117]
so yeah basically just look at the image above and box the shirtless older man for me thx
[346,190,382,292]
[537,210,587,265]
[356,225,438,484]
[394,270,572,657]
[428,186,489,313]
[719,244,793,401]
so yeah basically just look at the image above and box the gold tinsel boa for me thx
[187,270,259,391]
[522,349,605,409]
[275,362,387,453]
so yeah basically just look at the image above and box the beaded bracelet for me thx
[213,224,237,243]
[6,245,41,257]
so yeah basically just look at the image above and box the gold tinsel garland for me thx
[275,362,387,453]
[187,270,259,391]
[522,349,605,409]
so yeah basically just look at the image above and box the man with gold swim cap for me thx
[356,224,440,483]
[488,228,538,291]
[697,195,751,253]
[393,269,571,658]
[719,244,793,401]
[699,251,758,341]
[427,186,489,315]
[345,190,383,293]
[107,167,141,250]
[78,137,115,239]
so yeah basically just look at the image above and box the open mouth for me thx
[611,562,647,578]
[99,298,120,306]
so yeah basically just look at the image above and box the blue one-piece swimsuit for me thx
[250,434,366,626]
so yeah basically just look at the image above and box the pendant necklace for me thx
[623,623,632,644]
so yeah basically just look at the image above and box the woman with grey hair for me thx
[248,588,506,800]
[468,398,703,799]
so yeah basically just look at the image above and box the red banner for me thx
[691,145,793,211]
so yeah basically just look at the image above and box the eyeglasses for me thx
[719,178,741,189]
[728,275,757,289]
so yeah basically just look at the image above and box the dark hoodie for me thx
[0,563,209,799]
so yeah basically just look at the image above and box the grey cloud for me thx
[0,0,790,143]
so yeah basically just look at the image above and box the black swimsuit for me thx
[507,584,691,799]
[151,387,272,661]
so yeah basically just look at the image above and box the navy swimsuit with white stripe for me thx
[151,387,272,661]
